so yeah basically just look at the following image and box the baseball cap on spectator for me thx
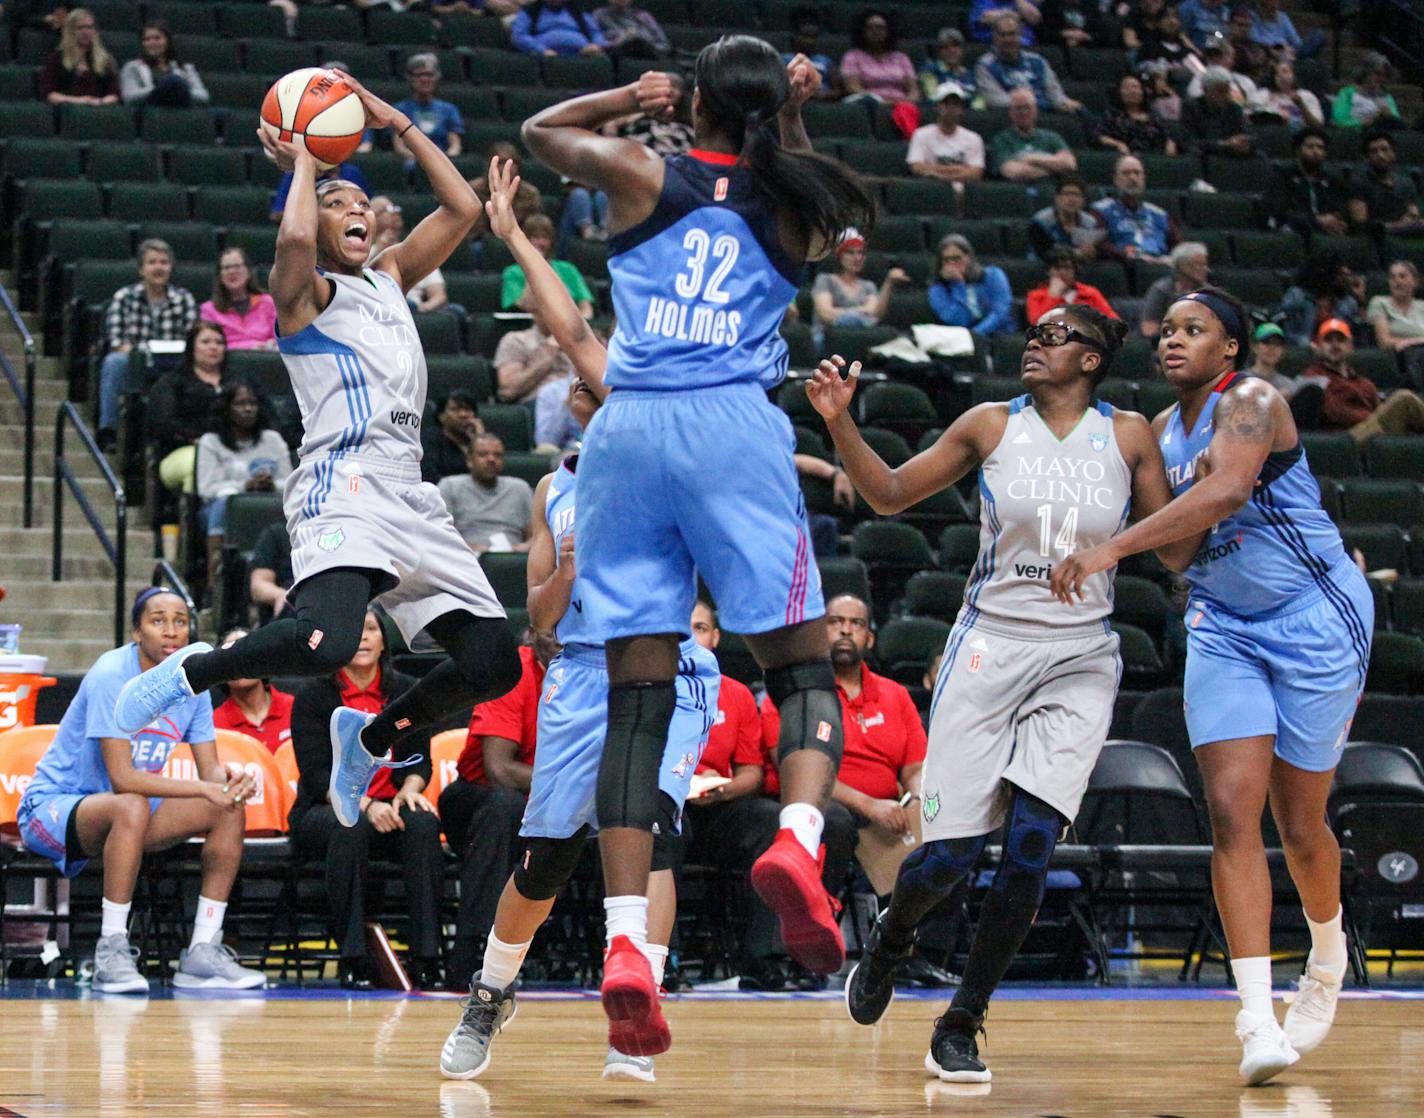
[933,80,967,103]
[1254,323,1286,343]
[1316,318,1352,342]
[836,228,866,256]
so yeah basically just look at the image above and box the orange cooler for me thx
[0,655,58,732]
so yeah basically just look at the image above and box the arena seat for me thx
[89,143,163,184]
[859,382,938,444]
[295,5,364,42]
[442,13,510,49]
[1300,432,1361,480]
[1365,436,1424,481]
[0,725,58,838]
[427,729,466,811]
[1231,229,1306,271]
[1341,479,1424,528]
[480,552,530,610]
[937,523,981,574]
[1365,632,1424,694]
[219,4,289,41]
[902,569,966,622]
[368,8,438,45]
[874,617,951,685]
[1391,580,1424,636]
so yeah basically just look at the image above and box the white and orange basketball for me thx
[260,68,366,171]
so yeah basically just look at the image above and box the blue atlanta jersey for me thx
[603,149,800,392]
[544,454,599,648]
[1160,372,1350,619]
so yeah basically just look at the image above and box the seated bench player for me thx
[17,587,266,993]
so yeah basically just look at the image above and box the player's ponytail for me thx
[698,36,875,256]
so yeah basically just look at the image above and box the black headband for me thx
[131,586,181,627]
[1173,289,1249,355]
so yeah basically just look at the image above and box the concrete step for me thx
[0,475,132,528]
[9,608,143,638]
[21,636,123,674]
[5,553,150,580]
[0,445,105,476]
[0,525,153,558]
[3,576,150,609]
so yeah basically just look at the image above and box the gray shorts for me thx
[920,611,1121,841]
[284,453,505,647]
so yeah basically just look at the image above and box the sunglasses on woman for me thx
[1025,322,1104,351]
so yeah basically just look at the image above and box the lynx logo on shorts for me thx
[318,528,346,552]
[1090,432,1108,452]
[816,721,832,742]
[922,791,940,823]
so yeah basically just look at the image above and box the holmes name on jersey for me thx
[642,296,743,348]
[1006,455,1116,508]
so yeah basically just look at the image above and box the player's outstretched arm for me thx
[521,75,670,234]
[260,131,325,334]
[340,73,481,292]
[526,473,574,635]
[1051,380,1280,603]
[1114,410,1204,573]
[808,356,990,515]
[485,156,608,398]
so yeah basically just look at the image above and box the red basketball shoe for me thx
[750,829,845,974]
[600,935,671,1056]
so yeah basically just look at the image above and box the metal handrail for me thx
[0,283,37,527]
[52,402,126,646]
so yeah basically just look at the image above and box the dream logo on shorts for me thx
[318,528,346,552]
[922,791,940,822]
[968,653,982,673]
[309,628,324,650]
[714,177,729,201]
[815,721,832,743]
[1090,432,1108,452]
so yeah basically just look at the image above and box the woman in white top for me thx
[119,21,208,108]
[1252,61,1322,129]
[1368,260,1424,388]
[196,381,292,562]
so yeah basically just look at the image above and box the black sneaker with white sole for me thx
[844,912,913,1026]
[924,1007,990,1082]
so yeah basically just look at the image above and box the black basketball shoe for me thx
[844,911,913,1025]
[925,1007,990,1082]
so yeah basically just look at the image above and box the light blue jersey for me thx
[603,150,798,391]
[1159,372,1372,767]
[18,644,214,875]
[544,455,596,648]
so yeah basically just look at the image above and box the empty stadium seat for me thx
[1343,524,1408,572]
[937,523,981,574]
[1391,579,1424,636]
[1366,436,1424,481]
[902,569,966,621]
[1341,479,1424,527]
[875,617,951,685]
[479,552,529,609]
[859,382,938,444]
[817,556,872,605]
[1366,632,1424,694]
[1301,432,1361,479]
[480,403,533,452]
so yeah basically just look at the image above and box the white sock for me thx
[1233,956,1275,1021]
[604,895,649,950]
[780,803,824,859]
[101,898,131,940]
[189,896,227,948]
[1305,905,1347,975]
[480,933,531,991]
[644,943,669,987]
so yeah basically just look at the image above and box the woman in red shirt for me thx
[1025,248,1120,325]
[210,628,295,755]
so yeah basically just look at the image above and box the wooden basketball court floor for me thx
[1,985,1421,1118]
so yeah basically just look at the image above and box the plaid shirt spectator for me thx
[103,282,197,352]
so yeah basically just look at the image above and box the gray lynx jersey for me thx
[276,267,427,471]
[965,395,1133,628]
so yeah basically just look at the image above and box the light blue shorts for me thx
[520,639,721,839]
[18,791,161,878]
[574,383,824,639]
[1183,562,1373,772]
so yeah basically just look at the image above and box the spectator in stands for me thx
[289,609,442,991]
[467,143,546,266]
[16,588,265,995]
[812,229,908,342]
[1177,0,1230,49]
[557,180,609,254]
[989,87,1077,182]
[593,0,670,58]
[1134,6,1204,86]
[975,13,1080,112]
[1348,131,1424,237]
[441,632,547,989]
[1332,52,1401,131]
[1122,0,1166,51]
[269,161,370,224]
[248,521,294,622]
[1040,0,1110,50]
[196,381,292,577]
[1027,174,1108,263]
[918,28,977,103]
[970,0,1041,44]
[211,627,295,755]
[793,454,855,557]
[500,213,594,318]
[1139,60,1182,122]
[1096,73,1178,156]
[1025,248,1119,322]
[906,81,985,187]
[782,9,835,89]
[494,293,577,404]
[1300,318,1424,442]
[1252,59,1324,129]
[1242,321,1297,398]
[1093,154,1179,266]
[1250,0,1323,61]
[1223,6,1269,84]
[438,432,534,553]
[1181,66,1251,157]
[392,54,464,160]
[119,20,208,108]
[1368,261,1424,388]
[1266,126,1348,239]
[368,196,449,313]
[1138,240,1210,337]
[149,320,226,487]
[1279,250,1364,347]
[929,232,1014,336]
[510,0,607,57]
[839,9,918,106]
[38,8,119,106]
[97,238,197,449]
[1185,37,1260,103]
[200,248,277,351]
[421,387,484,484]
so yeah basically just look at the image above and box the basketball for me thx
[260,68,366,171]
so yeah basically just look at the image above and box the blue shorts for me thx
[575,383,823,639]
[1182,561,1373,772]
[520,640,721,839]
[17,791,161,878]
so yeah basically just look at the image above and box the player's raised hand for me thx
[634,70,680,120]
[784,53,822,110]
[806,355,860,421]
[484,156,522,242]
[331,69,401,131]
[1049,545,1117,605]
[257,126,304,172]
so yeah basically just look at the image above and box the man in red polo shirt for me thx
[440,631,554,989]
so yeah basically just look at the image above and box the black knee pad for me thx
[899,834,987,895]
[649,797,684,872]
[512,829,589,901]
[596,681,677,831]
[991,789,1064,906]
[765,660,843,767]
